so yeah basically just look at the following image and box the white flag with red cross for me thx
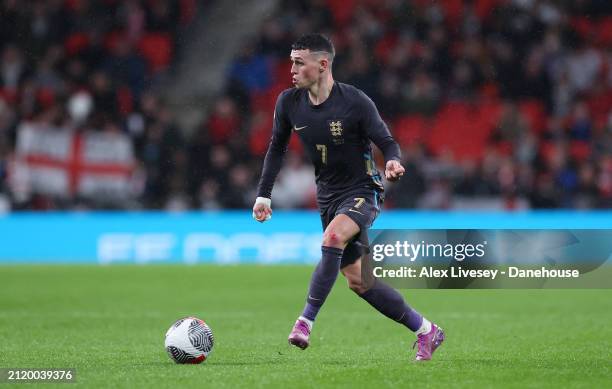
[10,123,136,200]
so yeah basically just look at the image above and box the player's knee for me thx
[347,276,368,295]
[322,230,346,248]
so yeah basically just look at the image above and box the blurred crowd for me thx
[1,0,611,211]
[0,0,199,210]
[216,0,612,210]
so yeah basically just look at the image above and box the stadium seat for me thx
[208,113,241,144]
[571,17,595,39]
[179,0,198,25]
[250,82,287,113]
[138,33,174,73]
[519,100,546,134]
[427,102,490,161]
[597,17,612,46]
[440,0,463,26]
[439,101,471,117]
[104,30,124,52]
[248,115,272,156]
[374,33,398,65]
[474,0,496,21]
[476,100,502,128]
[326,0,356,26]
[479,82,500,100]
[37,88,56,109]
[117,86,134,116]
[539,141,560,164]
[64,0,81,11]
[0,88,17,104]
[64,32,90,56]
[495,141,514,157]
[587,90,612,129]
[569,141,591,162]
[394,115,427,147]
[272,60,292,82]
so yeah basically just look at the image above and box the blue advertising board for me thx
[0,211,610,264]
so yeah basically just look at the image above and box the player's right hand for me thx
[252,197,272,222]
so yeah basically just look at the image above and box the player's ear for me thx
[319,58,328,73]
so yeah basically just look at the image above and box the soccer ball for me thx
[164,317,214,364]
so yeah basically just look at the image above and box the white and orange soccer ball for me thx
[164,317,214,364]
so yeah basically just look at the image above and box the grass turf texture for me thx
[1,265,610,388]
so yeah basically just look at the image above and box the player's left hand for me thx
[385,160,405,182]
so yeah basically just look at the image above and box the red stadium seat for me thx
[440,0,463,26]
[64,33,90,56]
[138,33,174,73]
[326,0,356,26]
[571,17,595,39]
[37,88,56,109]
[427,102,490,161]
[271,60,292,83]
[539,141,559,164]
[439,101,470,117]
[64,0,80,11]
[250,82,287,113]
[117,86,134,116]
[597,17,612,46]
[495,141,513,156]
[477,100,502,128]
[428,127,488,161]
[394,115,427,147]
[587,89,612,128]
[250,91,274,114]
[474,0,496,21]
[479,82,500,100]
[179,0,197,25]
[104,30,124,52]
[0,88,17,104]
[248,115,272,157]
[519,100,546,133]
[374,33,398,65]
[569,141,591,162]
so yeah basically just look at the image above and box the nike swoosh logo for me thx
[294,125,307,131]
[348,209,364,215]
[308,295,321,301]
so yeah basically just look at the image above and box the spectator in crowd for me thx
[207,0,611,211]
[0,0,610,211]
[0,0,199,211]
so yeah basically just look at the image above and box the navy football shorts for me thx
[319,188,383,268]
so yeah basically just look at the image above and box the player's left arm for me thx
[360,93,405,181]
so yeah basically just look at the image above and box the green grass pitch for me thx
[1,265,610,388]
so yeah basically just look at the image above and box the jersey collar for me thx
[307,81,336,109]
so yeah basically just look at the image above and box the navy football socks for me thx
[358,281,423,332]
[300,247,423,333]
[301,246,344,321]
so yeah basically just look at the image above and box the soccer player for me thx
[252,34,444,361]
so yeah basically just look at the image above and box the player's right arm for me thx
[253,91,292,222]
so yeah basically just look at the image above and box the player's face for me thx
[290,49,324,88]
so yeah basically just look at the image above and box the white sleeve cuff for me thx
[255,197,271,207]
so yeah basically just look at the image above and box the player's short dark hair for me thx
[291,33,335,61]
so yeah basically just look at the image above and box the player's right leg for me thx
[341,259,445,361]
[288,214,360,349]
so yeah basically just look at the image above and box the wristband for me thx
[253,197,272,221]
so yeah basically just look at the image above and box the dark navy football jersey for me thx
[257,82,401,207]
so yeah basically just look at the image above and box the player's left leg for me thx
[341,258,445,361]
